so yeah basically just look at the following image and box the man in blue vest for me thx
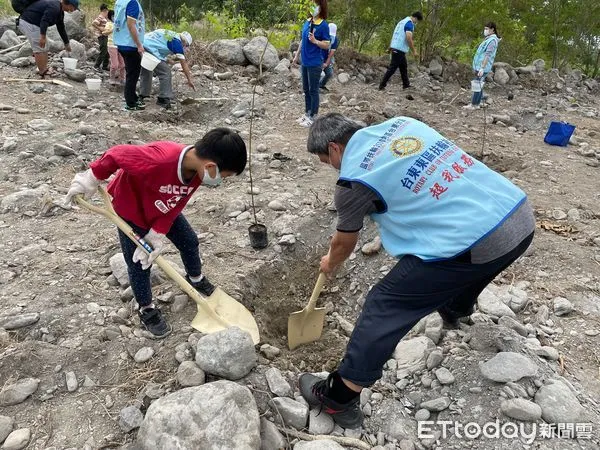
[298,113,535,428]
[139,29,196,110]
[379,11,423,91]
[113,0,145,111]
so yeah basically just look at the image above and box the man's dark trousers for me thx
[119,49,142,107]
[379,49,410,89]
[337,232,534,386]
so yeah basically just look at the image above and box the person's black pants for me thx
[379,50,410,89]
[337,232,534,386]
[95,35,109,70]
[119,49,142,107]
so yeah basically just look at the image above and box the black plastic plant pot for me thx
[248,223,268,249]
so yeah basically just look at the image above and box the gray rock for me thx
[2,428,30,450]
[434,367,455,385]
[0,19,16,37]
[532,59,545,72]
[134,347,154,363]
[260,417,285,450]
[553,297,573,316]
[500,398,542,422]
[426,350,443,370]
[414,409,430,421]
[0,30,20,49]
[477,288,516,318]
[17,42,32,58]
[67,38,86,60]
[268,200,287,211]
[138,381,260,449]
[393,336,435,375]
[274,58,290,74]
[2,137,17,152]
[0,378,39,406]
[308,407,335,435]
[265,367,292,397]
[53,144,76,157]
[176,361,205,387]
[65,371,78,392]
[195,326,257,380]
[214,70,234,81]
[243,36,279,70]
[499,286,529,313]
[269,397,309,430]
[28,119,55,131]
[64,68,86,82]
[0,415,14,444]
[337,73,350,84]
[420,397,451,412]
[424,314,443,344]
[260,344,280,359]
[0,313,40,330]
[361,236,382,255]
[294,441,344,450]
[428,58,443,77]
[208,39,247,65]
[535,380,584,424]
[497,316,528,336]
[493,67,510,85]
[119,406,144,432]
[9,57,32,68]
[535,346,559,361]
[480,352,538,383]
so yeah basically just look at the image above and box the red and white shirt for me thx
[90,141,201,234]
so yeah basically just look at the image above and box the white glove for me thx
[64,169,100,207]
[477,69,484,78]
[132,229,166,270]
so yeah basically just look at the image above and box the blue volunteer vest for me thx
[113,0,145,48]
[473,35,499,74]
[390,17,411,53]
[339,117,527,260]
[144,29,179,61]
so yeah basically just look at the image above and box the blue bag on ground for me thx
[544,121,576,147]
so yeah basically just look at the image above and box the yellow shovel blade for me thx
[191,287,260,344]
[287,307,327,350]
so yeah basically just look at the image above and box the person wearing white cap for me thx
[320,22,339,91]
[140,29,196,110]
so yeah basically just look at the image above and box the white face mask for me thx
[202,166,222,187]
[484,28,491,37]
[312,5,320,17]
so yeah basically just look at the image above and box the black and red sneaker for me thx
[299,373,363,429]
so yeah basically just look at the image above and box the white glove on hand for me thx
[132,229,166,270]
[64,169,100,207]
[477,69,484,78]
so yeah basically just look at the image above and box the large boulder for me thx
[429,58,443,77]
[137,381,260,450]
[534,380,585,424]
[0,18,17,37]
[493,67,510,85]
[242,36,279,70]
[0,185,49,214]
[46,10,86,41]
[532,58,545,73]
[66,39,86,61]
[0,30,21,49]
[208,39,248,66]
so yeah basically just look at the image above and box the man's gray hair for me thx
[307,113,364,155]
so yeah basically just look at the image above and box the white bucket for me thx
[85,78,101,91]
[471,79,484,92]
[141,52,160,71]
[63,57,78,70]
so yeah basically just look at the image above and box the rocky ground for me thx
[1,21,600,450]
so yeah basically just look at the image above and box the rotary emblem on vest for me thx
[389,137,423,158]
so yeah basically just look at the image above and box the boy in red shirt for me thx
[65,128,247,338]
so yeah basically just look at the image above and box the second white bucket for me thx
[85,78,101,91]
[63,57,78,70]
[141,52,160,71]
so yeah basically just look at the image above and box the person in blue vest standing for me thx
[319,22,338,91]
[464,22,500,110]
[378,11,423,91]
[291,0,330,128]
[113,0,145,111]
[139,29,196,110]
[298,113,535,428]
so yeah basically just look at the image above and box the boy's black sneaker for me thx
[138,95,148,105]
[186,275,216,297]
[138,306,171,338]
[299,373,363,429]
[124,103,145,111]
[437,305,473,329]
[157,97,171,110]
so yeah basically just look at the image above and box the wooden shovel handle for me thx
[74,187,231,328]
[305,272,327,313]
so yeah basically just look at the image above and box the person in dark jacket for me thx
[18,0,78,77]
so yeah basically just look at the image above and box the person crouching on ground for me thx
[139,29,195,110]
[65,129,247,338]
[299,113,534,428]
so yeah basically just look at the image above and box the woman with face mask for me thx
[464,22,500,110]
[292,0,331,127]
